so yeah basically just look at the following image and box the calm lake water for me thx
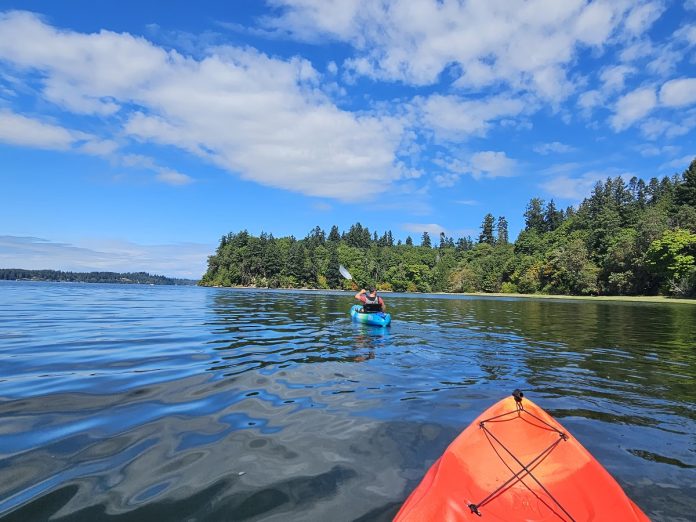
[0,281,694,521]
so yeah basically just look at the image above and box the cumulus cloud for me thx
[265,0,653,103]
[419,94,527,141]
[0,10,405,201]
[599,65,636,94]
[610,86,658,131]
[0,236,212,279]
[660,78,696,107]
[435,150,517,186]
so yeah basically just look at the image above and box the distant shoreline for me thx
[0,268,198,286]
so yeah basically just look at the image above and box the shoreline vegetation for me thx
[208,285,696,304]
[201,159,696,299]
[0,269,197,286]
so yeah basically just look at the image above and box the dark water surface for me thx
[0,282,694,521]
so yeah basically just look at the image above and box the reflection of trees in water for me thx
[205,290,387,372]
[365,294,695,408]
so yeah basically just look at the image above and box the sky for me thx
[1,0,695,278]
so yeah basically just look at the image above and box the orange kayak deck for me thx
[394,394,649,521]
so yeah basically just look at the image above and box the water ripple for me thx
[0,282,694,521]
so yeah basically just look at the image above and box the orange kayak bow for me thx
[395,391,649,521]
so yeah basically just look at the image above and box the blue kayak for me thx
[350,304,391,327]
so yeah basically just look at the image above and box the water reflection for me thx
[0,283,694,521]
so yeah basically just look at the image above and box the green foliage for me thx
[646,229,696,295]
[200,158,696,297]
[0,269,194,285]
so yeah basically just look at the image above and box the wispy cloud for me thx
[435,150,517,186]
[264,0,648,105]
[0,236,213,279]
[401,223,445,237]
[419,94,527,141]
[540,169,635,201]
[0,109,82,150]
[659,155,696,172]
[610,86,658,131]
[533,142,577,155]
[0,11,406,202]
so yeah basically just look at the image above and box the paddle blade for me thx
[339,265,353,280]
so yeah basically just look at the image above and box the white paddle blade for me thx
[339,265,353,280]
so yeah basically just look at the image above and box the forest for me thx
[0,269,196,285]
[200,159,696,297]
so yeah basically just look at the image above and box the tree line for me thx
[0,269,196,285]
[201,159,696,297]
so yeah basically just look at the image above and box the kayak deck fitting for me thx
[350,304,391,327]
[395,390,649,521]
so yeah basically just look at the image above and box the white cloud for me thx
[0,235,212,279]
[599,65,636,93]
[401,223,446,237]
[678,25,696,45]
[533,142,576,155]
[541,171,609,200]
[0,11,406,202]
[623,2,666,35]
[420,94,527,140]
[266,0,652,104]
[577,89,603,114]
[541,168,638,200]
[636,143,681,157]
[660,78,696,107]
[610,86,657,131]
[0,110,76,149]
[470,151,517,179]
[156,169,194,186]
[660,154,696,171]
[640,115,694,139]
[434,150,517,185]
[0,109,121,157]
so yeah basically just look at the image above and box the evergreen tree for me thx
[406,236,413,246]
[479,213,495,244]
[676,158,696,207]
[326,247,342,288]
[497,216,509,244]
[544,200,563,231]
[328,225,341,242]
[524,198,546,232]
[421,231,432,248]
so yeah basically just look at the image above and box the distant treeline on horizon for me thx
[0,269,197,286]
[202,159,696,298]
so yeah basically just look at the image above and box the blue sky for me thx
[1,0,695,278]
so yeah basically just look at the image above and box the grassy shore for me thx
[456,292,696,305]
[206,284,696,304]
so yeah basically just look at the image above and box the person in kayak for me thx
[355,287,386,313]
